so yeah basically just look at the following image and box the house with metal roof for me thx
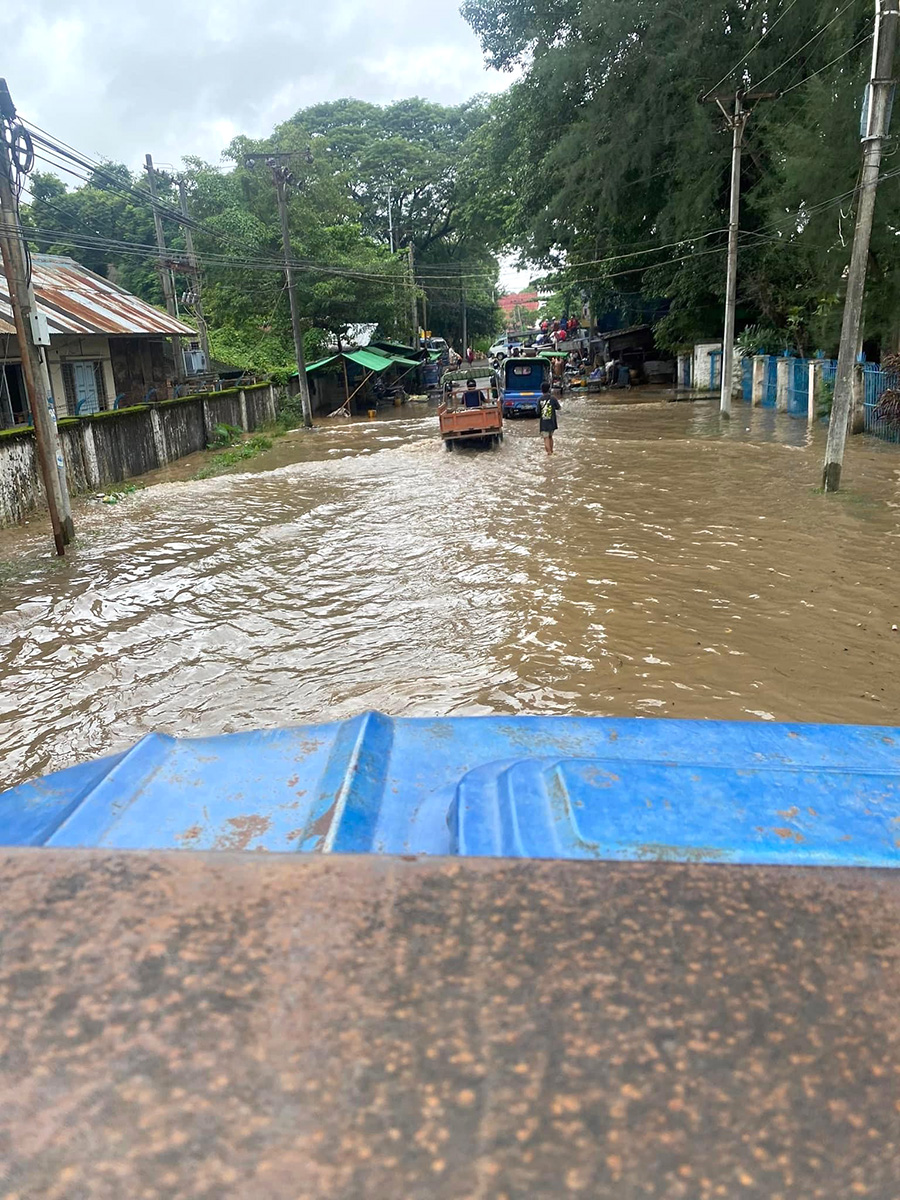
[0,253,197,427]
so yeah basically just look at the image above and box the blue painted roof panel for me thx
[3,713,900,864]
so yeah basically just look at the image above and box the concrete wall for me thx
[0,383,278,530]
[692,342,722,390]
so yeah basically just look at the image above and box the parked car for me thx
[488,334,522,363]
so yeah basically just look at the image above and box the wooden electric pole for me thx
[824,0,899,491]
[0,78,73,554]
[272,166,313,428]
[176,177,210,369]
[408,243,418,350]
[705,90,779,415]
[144,154,183,382]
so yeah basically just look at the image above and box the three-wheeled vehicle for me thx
[438,370,503,450]
[500,352,550,418]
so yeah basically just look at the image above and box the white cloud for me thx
[4,0,511,172]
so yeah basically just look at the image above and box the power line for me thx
[701,0,803,100]
[781,30,873,93]
[751,0,862,91]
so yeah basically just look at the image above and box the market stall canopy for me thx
[301,348,417,375]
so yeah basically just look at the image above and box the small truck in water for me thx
[438,370,503,450]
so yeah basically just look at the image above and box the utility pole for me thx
[705,90,779,415]
[273,166,313,428]
[0,78,73,554]
[386,188,394,253]
[408,243,418,350]
[176,177,210,370]
[461,268,468,356]
[720,92,747,417]
[824,0,899,491]
[243,152,313,427]
[145,154,183,382]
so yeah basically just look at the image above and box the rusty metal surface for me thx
[0,254,196,338]
[1,852,900,1198]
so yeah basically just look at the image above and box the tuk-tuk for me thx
[438,369,503,450]
[500,353,550,417]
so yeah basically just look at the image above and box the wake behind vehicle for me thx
[438,370,503,449]
[500,353,550,418]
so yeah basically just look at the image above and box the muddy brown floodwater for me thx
[2,392,900,791]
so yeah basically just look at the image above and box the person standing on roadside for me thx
[539,381,560,454]
[466,346,475,365]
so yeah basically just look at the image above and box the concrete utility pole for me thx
[705,90,779,415]
[272,167,313,428]
[461,270,468,356]
[824,0,899,491]
[720,93,748,417]
[408,244,418,350]
[144,154,183,382]
[0,78,73,554]
[176,178,210,369]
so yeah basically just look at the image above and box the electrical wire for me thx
[701,0,803,100]
[780,30,872,94]
[750,0,861,91]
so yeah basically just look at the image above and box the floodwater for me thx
[2,392,900,791]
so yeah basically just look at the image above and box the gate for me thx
[786,359,808,417]
[760,356,777,407]
[863,364,900,442]
[709,350,721,390]
[740,356,752,402]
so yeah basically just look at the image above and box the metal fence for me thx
[761,356,777,406]
[863,364,900,442]
[785,359,808,417]
[740,357,752,402]
[709,350,721,390]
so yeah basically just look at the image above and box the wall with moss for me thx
[0,384,277,529]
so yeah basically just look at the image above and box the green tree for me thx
[463,0,887,355]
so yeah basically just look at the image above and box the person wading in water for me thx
[539,381,561,454]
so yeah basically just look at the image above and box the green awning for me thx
[344,349,396,372]
[304,355,339,373]
[539,350,570,359]
[427,350,442,362]
[301,348,420,375]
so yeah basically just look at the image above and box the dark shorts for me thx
[540,420,558,434]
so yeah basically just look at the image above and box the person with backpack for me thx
[539,382,561,454]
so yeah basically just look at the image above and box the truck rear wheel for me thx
[445,440,453,452]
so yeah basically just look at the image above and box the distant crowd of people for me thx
[536,315,580,347]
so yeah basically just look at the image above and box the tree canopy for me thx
[23,97,503,371]
[462,0,890,355]
[22,6,900,365]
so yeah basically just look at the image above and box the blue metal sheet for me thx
[450,755,900,865]
[3,713,900,864]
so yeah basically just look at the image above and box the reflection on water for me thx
[2,394,900,789]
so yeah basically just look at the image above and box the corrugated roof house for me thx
[0,254,197,426]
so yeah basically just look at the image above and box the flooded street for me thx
[2,392,900,791]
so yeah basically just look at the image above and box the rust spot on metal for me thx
[176,825,203,844]
[213,815,271,850]
[773,827,805,842]
[777,806,800,819]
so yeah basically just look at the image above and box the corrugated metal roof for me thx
[0,254,197,338]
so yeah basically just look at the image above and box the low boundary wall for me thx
[0,383,280,529]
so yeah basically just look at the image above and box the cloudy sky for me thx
[6,0,531,287]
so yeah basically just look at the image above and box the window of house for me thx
[61,361,108,415]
